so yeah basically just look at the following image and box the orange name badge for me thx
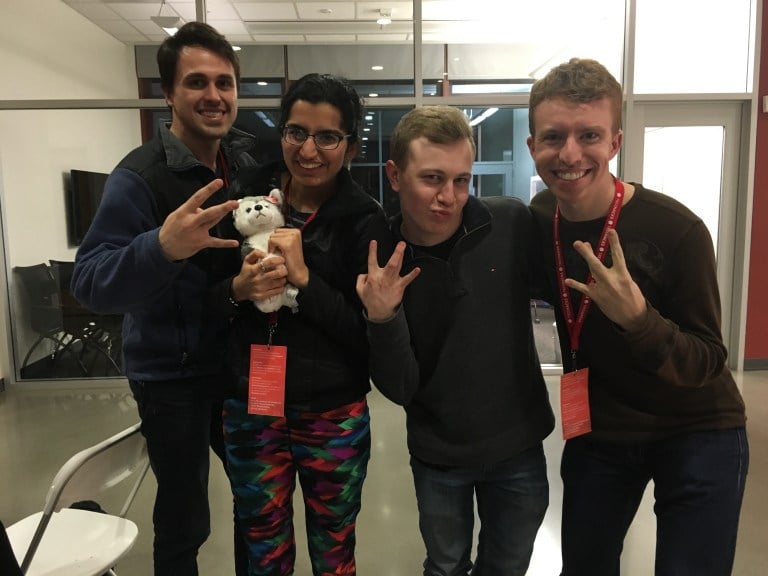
[560,368,592,440]
[247,344,287,417]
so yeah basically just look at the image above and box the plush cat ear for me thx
[268,188,284,206]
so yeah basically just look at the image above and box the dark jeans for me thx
[130,378,248,576]
[411,443,549,576]
[560,428,749,576]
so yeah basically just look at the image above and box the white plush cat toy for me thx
[232,189,299,313]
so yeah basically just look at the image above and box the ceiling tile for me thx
[132,19,168,34]
[65,3,123,20]
[167,3,197,20]
[234,2,298,20]
[225,34,254,42]
[296,2,355,20]
[207,19,250,34]
[304,34,356,42]
[107,2,177,19]
[357,33,410,42]
[250,34,307,44]
[97,18,146,35]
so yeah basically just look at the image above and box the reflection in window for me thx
[452,81,534,95]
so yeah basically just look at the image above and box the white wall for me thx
[0,0,143,381]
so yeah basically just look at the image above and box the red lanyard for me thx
[553,178,624,361]
[282,176,317,231]
[217,149,229,188]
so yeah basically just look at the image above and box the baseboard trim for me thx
[743,359,768,371]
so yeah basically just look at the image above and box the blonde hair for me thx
[389,106,476,169]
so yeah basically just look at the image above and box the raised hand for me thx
[158,179,240,261]
[564,229,647,331]
[356,240,421,322]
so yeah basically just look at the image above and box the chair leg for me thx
[81,329,121,377]
[22,333,69,369]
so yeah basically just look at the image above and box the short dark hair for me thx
[157,22,240,93]
[528,58,623,136]
[278,74,364,143]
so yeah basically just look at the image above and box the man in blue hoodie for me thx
[72,22,252,576]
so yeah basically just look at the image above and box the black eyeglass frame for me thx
[280,125,353,150]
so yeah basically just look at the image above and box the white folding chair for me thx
[6,422,150,576]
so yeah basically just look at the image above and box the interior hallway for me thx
[1,371,765,575]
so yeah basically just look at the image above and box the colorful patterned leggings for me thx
[223,397,370,576]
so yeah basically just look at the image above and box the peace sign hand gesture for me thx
[564,229,647,331]
[159,179,240,262]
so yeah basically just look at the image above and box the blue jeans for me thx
[560,428,749,576]
[130,378,248,576]
[411,443,549,576]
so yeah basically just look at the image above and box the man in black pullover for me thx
[357,106,554,576]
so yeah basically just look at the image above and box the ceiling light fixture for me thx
[151,1,181,36]
[376,9,392,26]
[469,107,499,127]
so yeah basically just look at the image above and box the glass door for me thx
[623,102,745,364]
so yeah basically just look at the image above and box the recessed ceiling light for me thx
[257,81,267,86]
[233,46,241,51]
[369,93,379,97]
[363,128,371,132]
[371,65,384,71]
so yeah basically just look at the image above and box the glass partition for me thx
[0,107,142,381]
[3,0,757,382]
[634,0,755,93]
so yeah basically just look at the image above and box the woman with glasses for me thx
[220,73,392,575]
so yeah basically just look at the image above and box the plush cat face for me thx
[232,189,285,238]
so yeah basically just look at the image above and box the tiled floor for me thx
[1,371,765,575]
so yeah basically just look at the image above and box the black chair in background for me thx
[49,259,123,377]
[13,264,80,377]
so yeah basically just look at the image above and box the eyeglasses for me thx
[281,126,351,150]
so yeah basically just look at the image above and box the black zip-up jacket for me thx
[223,161,393,411]
[72,123,256,381]
[366,196,555,467]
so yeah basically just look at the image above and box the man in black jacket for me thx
[357,106,554,576]
[72,22,250,576]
